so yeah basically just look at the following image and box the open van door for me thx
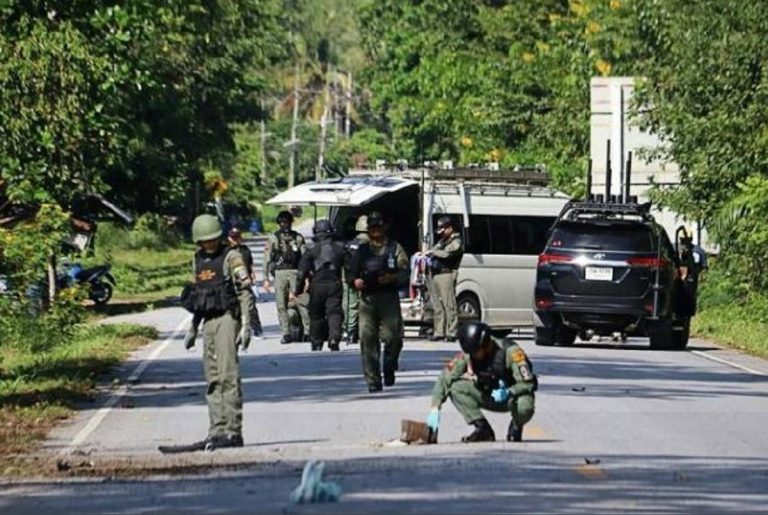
[266,176,417,207]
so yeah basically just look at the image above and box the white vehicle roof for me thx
[266,176,417,207]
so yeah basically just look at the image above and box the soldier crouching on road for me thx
[159,214,252,453]
[426,321,537,442]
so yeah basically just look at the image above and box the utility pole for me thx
[259,98,268,185]
[317,66,332,181]
[288,63,300,188]
[344,71,352,138]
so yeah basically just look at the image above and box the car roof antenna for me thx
[605,139,612,203]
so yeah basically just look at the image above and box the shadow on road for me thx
[4,452,768,513]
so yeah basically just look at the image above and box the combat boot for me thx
[328,340,340,352]
[507,420,523,442]
[383,369,395,386]
[311,340,323,351]
[461,418,495,443]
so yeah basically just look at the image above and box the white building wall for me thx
[590,77,709,247]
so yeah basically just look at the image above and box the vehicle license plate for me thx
[585,266,613,281]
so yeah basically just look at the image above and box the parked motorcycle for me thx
[58,263,116,305]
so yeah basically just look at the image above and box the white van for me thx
[267,166,570,330]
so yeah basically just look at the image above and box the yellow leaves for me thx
[486,149,504,162]
[610,0,621,9]
[548,13,562,24]
[522,52,536,63]
[569,0,589,17]
[595,59,612,76]
[205,176,228,197]
[585,21,601,36]
[460,136,473,148]
[536,41,550,54]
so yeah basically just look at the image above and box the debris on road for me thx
[572,386,586,392]
[290,460,341,504]
[399,419,437,445]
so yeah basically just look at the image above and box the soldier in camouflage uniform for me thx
[263,210,310,343]
[160,214,252,453]
[424,216,464,341]
[343,215,369,344]
[347,212,409,392]
[426,321,537,442]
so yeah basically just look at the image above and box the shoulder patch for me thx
[510,348,527,364]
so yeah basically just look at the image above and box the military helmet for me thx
[192,214,223,243]
[276,210,294,224]
[355,215,368,232]
[458,321,492,354]
[313,219,334,235]
[367,211,385,228]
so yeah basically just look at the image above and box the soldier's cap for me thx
[436,216,453,230]
[367,211,385,228]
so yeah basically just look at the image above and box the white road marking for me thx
[58,317,191,456]
[689,349,768,377]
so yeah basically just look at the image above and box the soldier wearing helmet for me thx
[161,214,252,453]
[263,210,309,343]
[425,321,537,443]
[294,219,347,351]
[422,215,464,342]
[342,214,370,344]
[347,212,410,392]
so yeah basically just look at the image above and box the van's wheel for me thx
[457,293,481,324]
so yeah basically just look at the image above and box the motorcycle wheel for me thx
[90,282,113,305]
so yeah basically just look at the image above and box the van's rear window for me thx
[549,222,654,252]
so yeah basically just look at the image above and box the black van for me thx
[533,200,701,350]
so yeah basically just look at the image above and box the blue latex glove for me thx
[491,380,510,403]
[426,408,440,431]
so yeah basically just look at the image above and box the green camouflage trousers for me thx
[275,269,310,335]
[359,289,403,387]
[202,311,243,437]
[445,377,535,428]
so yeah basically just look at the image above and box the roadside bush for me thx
[98,214,182,253]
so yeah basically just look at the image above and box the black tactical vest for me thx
[433,233,464,272]
[358,240,398,292]
[273,230,302,269]
[474,344,516,395]
[474,341,537,396]
[180,247,239,318]
[312,239,343,280]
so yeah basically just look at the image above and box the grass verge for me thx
[692,304,768,358]
[102,245,194,304]
[0,323,157,474]
[690,263,768,359]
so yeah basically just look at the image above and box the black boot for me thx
[158,433,240,454]
[311,340,323,351]
[383,369,395,386]
[507,420,523,442]
[328,340,340,351]
[461,419,495,443]
[280,334,292,344]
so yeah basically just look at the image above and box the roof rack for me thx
[558,199,654,222]
[428,166,549,186]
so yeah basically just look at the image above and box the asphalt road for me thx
[2,285,768,512]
